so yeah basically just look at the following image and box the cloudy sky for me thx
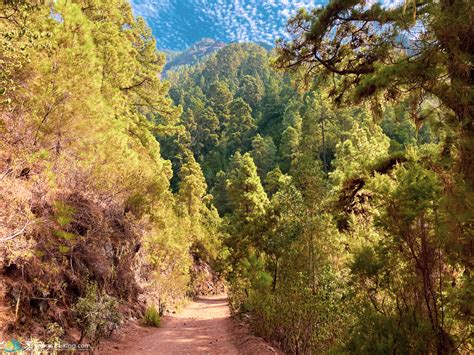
[130,0,327,50]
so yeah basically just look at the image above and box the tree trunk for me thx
[272,258,278,291]
[320,113,327,172]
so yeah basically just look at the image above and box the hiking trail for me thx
[100,295,279,354]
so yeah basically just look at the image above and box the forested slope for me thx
[0,0,221,346]
[159,11,473,354]
[0,0,472,353]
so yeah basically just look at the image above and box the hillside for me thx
[163,38,226,73]
[0,0,222,348]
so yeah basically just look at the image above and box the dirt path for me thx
[99,295,278,355]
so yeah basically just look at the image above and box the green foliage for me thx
[237,75,264,109]
[276,9,473,352]
[72,283,121,344]
[2,0,472,352]
[211,170,232,216]
[264,166,290,197]
[228,252,272,313]
[351,245,383,279]
[223,152,269,263]
[143,305,161,327]
[0,0,198,343]
[177,152,208,216]
[162,43,291,188]
[46,322,65,345]
[58,245,70,254]
[330,121,390,187]
[53,201,75,227]
[53,230,76,241]
[226,152,269,222]
[163,34,472,353]
[346,310,433,355]
[250,134,277,179]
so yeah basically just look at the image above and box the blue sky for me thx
[130,0,327,50]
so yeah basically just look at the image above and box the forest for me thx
[0,0,472,354]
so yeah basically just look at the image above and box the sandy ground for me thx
[99,295,279,355]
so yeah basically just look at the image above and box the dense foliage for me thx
[1,0,471,353]
[0,0,220,342]
[162,5,472,351]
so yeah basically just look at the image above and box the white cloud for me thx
[191,0,323,45]
[130,0,403,49]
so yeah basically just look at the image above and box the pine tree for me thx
[225,152,269,261]
[237,74,264,109]
[225,98,256,154]
[279,98,303,172]
[275,4,474,298]
[177,153,208,217]
[208,81,232,118]
[279,127,300,173]
[330,121,390,187]
[226,152,268,222]
[264,166,290,197]
[211,170,232,216]
[250,134,277,179]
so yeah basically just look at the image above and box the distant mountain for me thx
[255,41,274,51]
[163,38,226,73]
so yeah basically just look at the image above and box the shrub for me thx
[46,322,64,344]
[143,305,161,327]
[72,283,121,344]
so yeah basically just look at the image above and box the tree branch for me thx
[0,221,33,242]
[120,77,150,91]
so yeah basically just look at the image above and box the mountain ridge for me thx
[163,38,226,73]
[162,38,273,74]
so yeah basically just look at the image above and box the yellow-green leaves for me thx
[53,201,75,227]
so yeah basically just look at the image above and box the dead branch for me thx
[0,221,33,242]
[0,168,13,181]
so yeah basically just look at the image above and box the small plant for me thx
[72,282,121,344]
[53,201,75,227]
[46,322,64,345]
[143,305,161,327]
